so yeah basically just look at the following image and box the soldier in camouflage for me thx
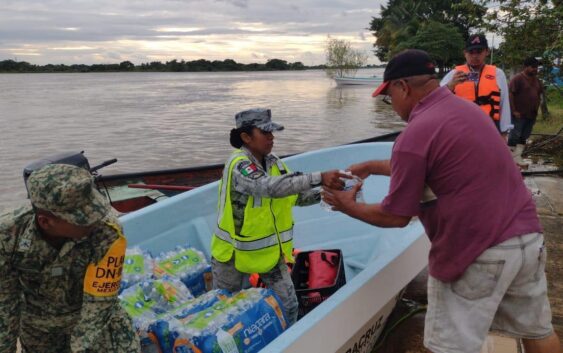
[0,164,140,353]
[211,108,346,325]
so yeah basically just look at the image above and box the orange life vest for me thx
[454,64,501,121]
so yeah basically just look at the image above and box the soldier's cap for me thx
[372,49,436,97]
[235,108,284,132]
[27,164,111,226]
[465,34,488,51]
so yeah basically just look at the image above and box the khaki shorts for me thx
[424,232,554,353]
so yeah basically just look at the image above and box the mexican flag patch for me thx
[241,163,258,176]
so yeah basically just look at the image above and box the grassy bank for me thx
[534,87,563,134]
[528,87,563,167]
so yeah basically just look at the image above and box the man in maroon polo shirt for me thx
[322,49,560,353]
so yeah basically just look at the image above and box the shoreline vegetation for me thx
[530,87,563,167]
[0,58,385,73]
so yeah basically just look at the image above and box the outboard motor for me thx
[23,151,91,185]
[23,151,117,199]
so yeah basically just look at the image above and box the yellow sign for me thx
[84,234,126,297]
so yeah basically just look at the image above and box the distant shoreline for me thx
[0,59,385,74]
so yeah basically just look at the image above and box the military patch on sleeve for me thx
[239,161,258,176]
[83,235,126,297]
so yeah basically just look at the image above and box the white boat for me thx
[334,76,382,86]
[120,142,429,353]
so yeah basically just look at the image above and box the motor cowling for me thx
[23,151,91,185]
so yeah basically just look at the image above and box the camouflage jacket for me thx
[0,205,139,353]
[230,147,322,233]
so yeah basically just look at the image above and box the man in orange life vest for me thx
[441,34,512,135]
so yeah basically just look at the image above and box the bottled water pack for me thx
[153,246,213,296]
[121,247,154,292]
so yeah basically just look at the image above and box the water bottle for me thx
[216,328,239,353]
[320,170,364,211]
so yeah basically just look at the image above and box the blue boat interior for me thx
[120,142,425,346]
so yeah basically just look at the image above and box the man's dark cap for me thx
[465,34,488,51]
[372,49,436,97]
[523,57,540,67]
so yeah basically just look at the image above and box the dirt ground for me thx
[374,175,563,353]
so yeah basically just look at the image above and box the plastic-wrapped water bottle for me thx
[216,328,239,353]
[320,170,365,211]
[121,247,154,292]
[153,246,211,296]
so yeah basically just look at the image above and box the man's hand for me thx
[320,170,349,189]
[447,70,467,91]
[321,182,362,212]
[512,111,521,119]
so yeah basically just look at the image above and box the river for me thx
[0,69,403,211]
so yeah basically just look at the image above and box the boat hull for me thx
[120,142,429,353]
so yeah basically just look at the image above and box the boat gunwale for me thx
[97,132,401,183]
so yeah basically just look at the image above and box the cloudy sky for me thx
[0,0,387,66]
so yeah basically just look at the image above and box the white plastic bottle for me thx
[320,170,364,211]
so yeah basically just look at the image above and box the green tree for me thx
[370,0,486,62]
[485,0,562,84]
[119,61,135,71]
[324,37,368,78]
[394,21,465,74]
[265,59,290,70]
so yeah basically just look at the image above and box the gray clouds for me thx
[0,0,385,65]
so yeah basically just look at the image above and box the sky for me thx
[0,0,387,66]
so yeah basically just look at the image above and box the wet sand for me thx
[376,175,563,353]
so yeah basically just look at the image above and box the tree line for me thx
[369,0,562,80]
[0,58,326,73]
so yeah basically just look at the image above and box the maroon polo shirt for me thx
[381,86,542,282]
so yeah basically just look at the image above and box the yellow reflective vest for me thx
[211,150,298,273]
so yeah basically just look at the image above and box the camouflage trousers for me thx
[211,256,299,325]
[18,311,140,353]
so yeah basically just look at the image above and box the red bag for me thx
[307,251,339,289]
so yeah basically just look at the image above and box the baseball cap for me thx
[372,49,436,97]
[523,57,540,67]
[235,108,284,132]
[465,34,488,51]
[27,164,111,226]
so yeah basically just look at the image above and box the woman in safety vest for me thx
[210,108,345,325]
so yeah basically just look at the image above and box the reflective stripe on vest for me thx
[454,64,501,121]
[213,226,294,250]
[211,150,297,273]
[234,229,293,251]
[216,151,246,227]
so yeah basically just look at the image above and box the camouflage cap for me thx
[235,108,284,132]
[27,164,111,226]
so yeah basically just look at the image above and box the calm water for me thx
[0,69,404,212]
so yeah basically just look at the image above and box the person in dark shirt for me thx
[508,57,544,166]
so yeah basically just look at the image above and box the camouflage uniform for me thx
[212,109,323,325]
[0,164,140,353]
